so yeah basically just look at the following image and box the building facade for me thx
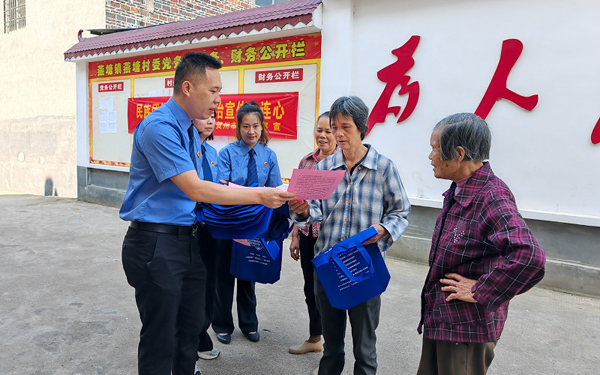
[0,0,254,197]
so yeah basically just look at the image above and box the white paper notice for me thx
[98,96,114,111]
[99,111,109,123]
[107,121,117,133]
[287,169,346,200]
[99,110,117,134]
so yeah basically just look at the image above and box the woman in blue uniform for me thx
[192,113,228,370]
[212,101,282,344]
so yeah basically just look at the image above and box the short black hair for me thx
[206,112,216,141]
[173,52,222,94]
[235,101,270,146]
[317,111,330,122]
[329,96,369,140]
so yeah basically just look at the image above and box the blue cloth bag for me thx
[230,237,284,284]
[312,226,391,310]
[197,202,274,239]
[197,201,292,283]
[229,207,293,284]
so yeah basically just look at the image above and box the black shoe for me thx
[216,333,231,344]
[244,331,260,342]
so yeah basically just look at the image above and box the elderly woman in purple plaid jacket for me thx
[417,113,546,375]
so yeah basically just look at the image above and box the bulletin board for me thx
[87,33,321,178]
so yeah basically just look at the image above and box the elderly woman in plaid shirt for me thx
[290,96,410,375]
[418,113,546,375]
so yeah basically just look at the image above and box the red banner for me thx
[127,92,299,139]
[127,97,169,133]
[214,92,298,139]
[90,33,320,80]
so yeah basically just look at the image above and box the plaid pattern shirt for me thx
[297,149,324,238]
[295,146,410,255]
[418,163,546,343]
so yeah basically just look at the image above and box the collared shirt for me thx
[217,139,282,187]
[201,141,219,183]
[296,148,327,238]
[418,162,546,343]
[119,98,201,225]
[294,145,410,255]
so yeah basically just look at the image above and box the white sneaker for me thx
[194,362,202,374]
[197,348,221,360]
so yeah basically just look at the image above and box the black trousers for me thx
[122,226,206,375]
[416,337,496,375]
[298,228,322,336]
[212,239,258,334]
[197,225,228,352]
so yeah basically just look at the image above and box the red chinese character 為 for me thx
[367,35,420,136]
[475,39,539,119]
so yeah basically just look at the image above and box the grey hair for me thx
[329,96,369,140]
[434,113,491,162]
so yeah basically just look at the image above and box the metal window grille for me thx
[4,0,26,34]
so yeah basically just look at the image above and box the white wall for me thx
[320,0,600,226]
[0,0,106,196]
[0,0,105,118]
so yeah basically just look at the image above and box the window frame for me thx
[4,0,26,34]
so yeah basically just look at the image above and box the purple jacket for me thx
[418,163,546,343]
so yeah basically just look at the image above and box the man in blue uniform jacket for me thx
[119,52,295,375]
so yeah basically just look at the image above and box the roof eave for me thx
[64,1,322,62]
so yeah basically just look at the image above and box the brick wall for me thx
[106,0,255,29]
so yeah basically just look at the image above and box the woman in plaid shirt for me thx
[290,96,410,375]
[418,113,546,375]
[288,111,336,355]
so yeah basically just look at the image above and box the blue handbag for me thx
[230,238,284,284]
[229,205,293,284]
[196,202,274,239]
[312,227,391,310]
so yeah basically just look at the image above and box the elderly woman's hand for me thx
[440,273,478,303]
[289,229,300,261]
[362,224,389,245]
[289,199,310,219]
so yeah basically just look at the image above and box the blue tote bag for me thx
[229,205,293,284]
[196,202,274,239]
[230,237,284,284]
[312,226,391,310]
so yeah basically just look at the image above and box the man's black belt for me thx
[130,221,195,235]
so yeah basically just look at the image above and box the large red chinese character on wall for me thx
[367,35,421,136]
[592,118,600,145]
[475,39,538,119]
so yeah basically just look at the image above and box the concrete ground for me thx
[0,195,598,375]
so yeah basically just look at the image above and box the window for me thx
[4,0,26,34]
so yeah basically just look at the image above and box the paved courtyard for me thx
[0,195,598,374]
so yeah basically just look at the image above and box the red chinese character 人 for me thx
[367,36,420,136]
[475,39,538,119]
[592,118,600,145]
